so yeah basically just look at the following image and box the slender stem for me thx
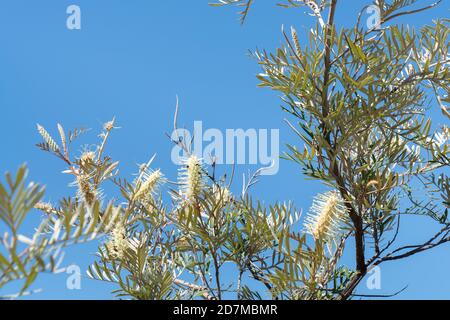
[236,269,243,300]
[212,248,222,300]
[174,279,214,300]
[322,0,338,119]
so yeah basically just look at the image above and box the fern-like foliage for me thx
[0,165,121,298]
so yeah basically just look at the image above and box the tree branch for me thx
[374,224,450,264]
[383,0,443,24]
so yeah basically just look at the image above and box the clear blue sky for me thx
[0,0,449,299]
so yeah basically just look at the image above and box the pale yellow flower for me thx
[106,223,130,259]
[304,191,346,241]
[76,174,96,206]
[134,169,163,201]
[80,151,96,165]
[178,155,204,202]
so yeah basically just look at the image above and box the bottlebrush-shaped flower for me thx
[304,191,346,242]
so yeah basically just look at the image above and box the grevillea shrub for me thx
[1,1,449,299]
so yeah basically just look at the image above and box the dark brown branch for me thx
[374,224,450,264]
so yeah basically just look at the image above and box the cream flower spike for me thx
[34,202,57,215]
[304,191,346,242]
[134,169,164,201]
[106,222,130,260]
[80,151,96,165]
[178,155,204,202]
[213,185,232,204]
[76,173,97,206]
[133,155,165,202]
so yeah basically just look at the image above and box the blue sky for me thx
[0,0,449,299]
